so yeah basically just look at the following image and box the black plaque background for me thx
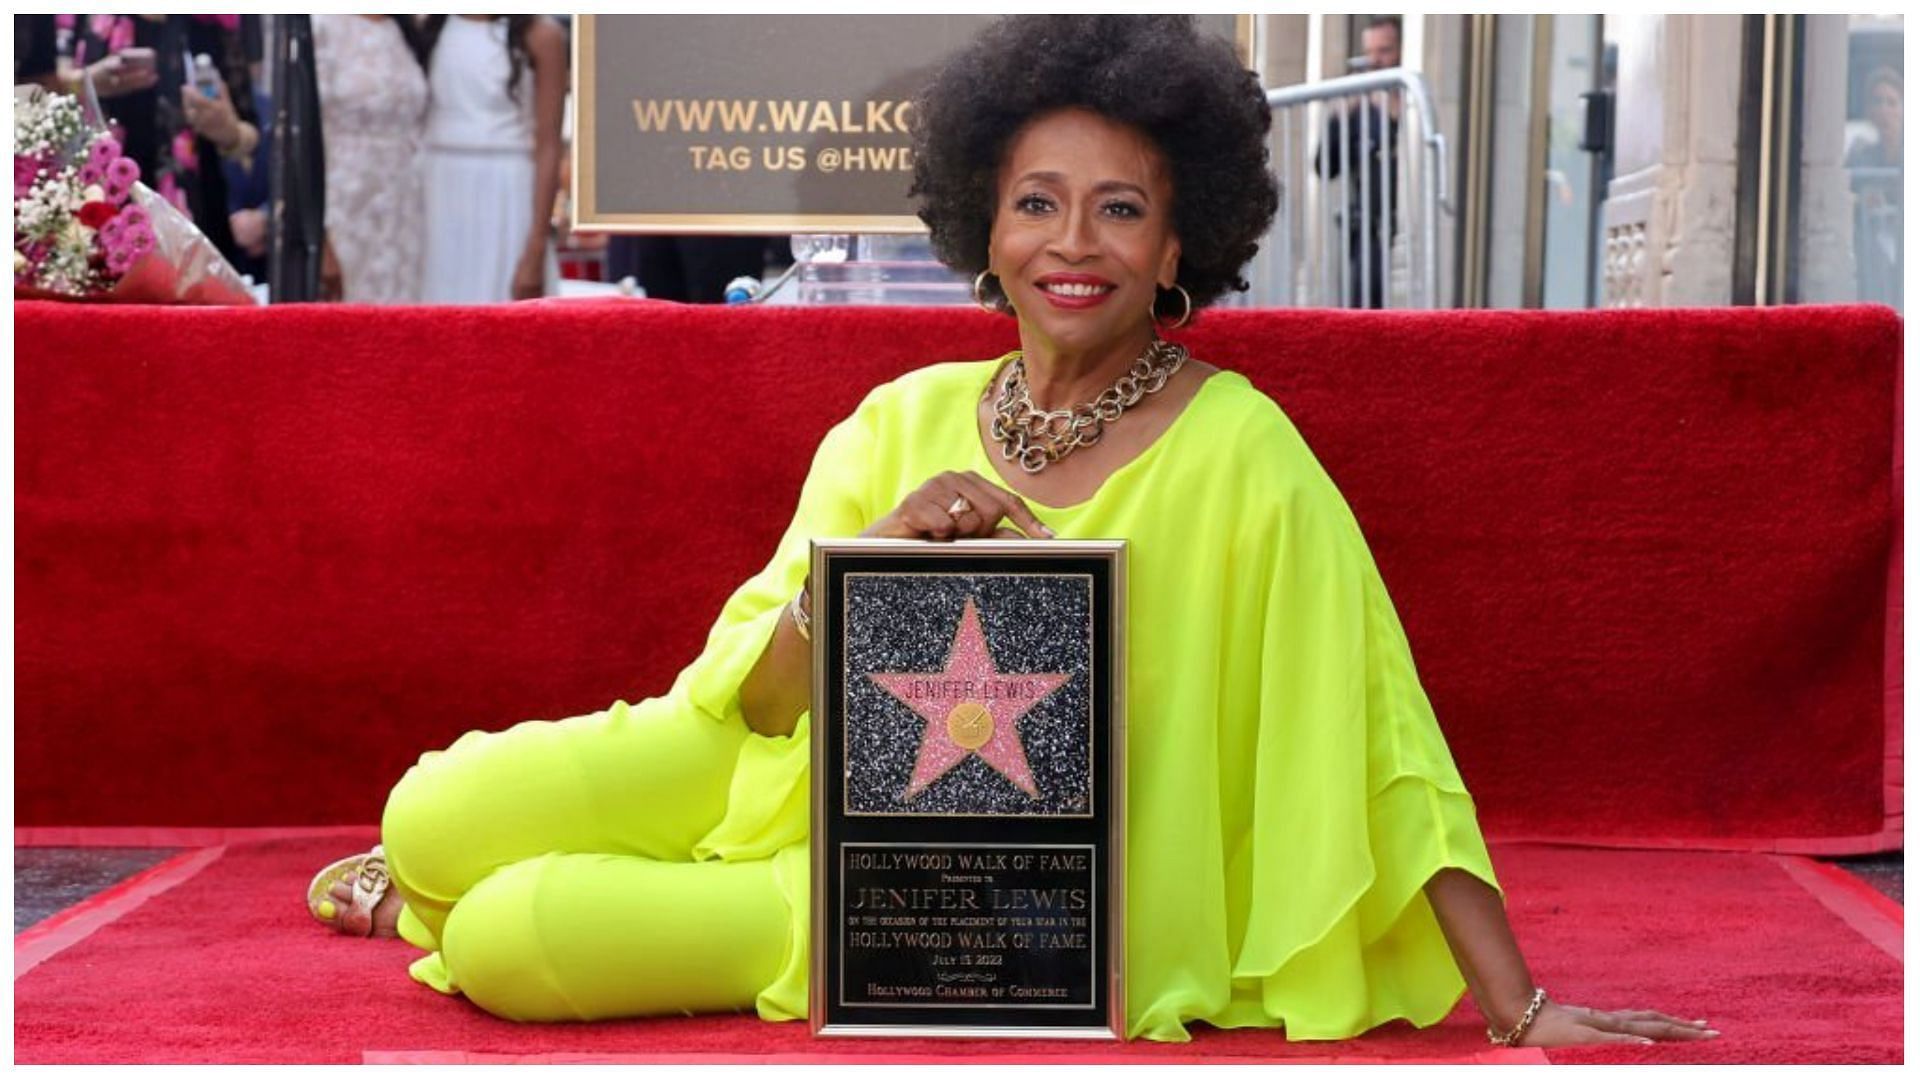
[838,843,1097,1011]
[818,549,1117,1033]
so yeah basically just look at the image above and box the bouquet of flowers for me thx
[13,86,254,304]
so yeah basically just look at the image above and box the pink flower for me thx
[21,242,51,280]
[15,155,43,198]
[87,137,121,172]
[100,216,127,247]
[118,205,150,232]
[106,246,135,276]
[103,157,140,202]
[125,225,155,257]
[171,130,198,173]
[77,162,103,187]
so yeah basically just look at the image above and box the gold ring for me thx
[946,495,973,519]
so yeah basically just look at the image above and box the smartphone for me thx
[117,46,156,74]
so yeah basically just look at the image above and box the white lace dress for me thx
[313,15,428,303]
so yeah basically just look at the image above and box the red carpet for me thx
[11,832,1901,1064]
[12,302,1901,851]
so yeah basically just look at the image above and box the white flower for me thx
[11,90,118,294]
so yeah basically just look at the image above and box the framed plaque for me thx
[810,538,1125,1039]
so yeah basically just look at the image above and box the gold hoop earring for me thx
[973,270,1010,316]
[1153,283,1193,331]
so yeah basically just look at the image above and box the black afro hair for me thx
[909,15,1279,315]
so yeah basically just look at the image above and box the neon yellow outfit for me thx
[380,357,1500,1041]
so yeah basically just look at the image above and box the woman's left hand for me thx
[511,248,546,300]
[180,77,242,153]
[1518,1001,1718,1047]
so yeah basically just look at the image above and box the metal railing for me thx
[1848,165,1902,311]
[1261,69,1449,309]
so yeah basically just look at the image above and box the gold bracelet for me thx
[1487,988,1548,1047]
[787,588,812,642]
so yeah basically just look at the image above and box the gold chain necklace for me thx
[990,339,1189,474]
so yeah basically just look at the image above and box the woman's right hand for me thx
[319,235,344,302]
[861,470,1055,542]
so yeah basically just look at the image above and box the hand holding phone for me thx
[119,46,157,73]
[86,48,159,99]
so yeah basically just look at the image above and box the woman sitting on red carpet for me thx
[309,15,1716,1049]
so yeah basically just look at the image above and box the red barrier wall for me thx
[12,301,1901,851]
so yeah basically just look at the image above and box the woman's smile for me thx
[1035,272,1118,308]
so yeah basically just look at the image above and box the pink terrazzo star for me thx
[869,597,1069,802]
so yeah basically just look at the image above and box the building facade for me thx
[1252,13,1905,312]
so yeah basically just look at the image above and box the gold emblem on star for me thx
[946,702,994,750]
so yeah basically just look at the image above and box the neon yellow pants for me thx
[379,699,792,1021]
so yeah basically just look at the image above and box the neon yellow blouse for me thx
[675,357,1499,1042]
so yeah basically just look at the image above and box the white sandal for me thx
[307,844,392,936]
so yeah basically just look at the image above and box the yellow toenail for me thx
[317,899,337,920]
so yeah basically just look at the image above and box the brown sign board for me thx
[573,15,1253,234]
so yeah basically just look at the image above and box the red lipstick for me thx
[1032,272,1118,310]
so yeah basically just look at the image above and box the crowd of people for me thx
[13,15,1899,311]
[14,14,569,304]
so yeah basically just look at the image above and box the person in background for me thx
[1846,66,1903,309]
[222,84,274,285]
[418,15,566,303]
[14,14,61,87]
[220,19,271,286]
[1317,15,1402,309]
[58,15,260,270]
[1849,66,1904,170]
[312,14,430,303]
